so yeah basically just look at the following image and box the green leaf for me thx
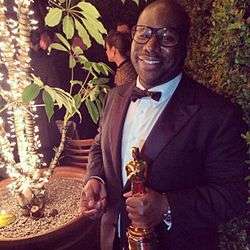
[77,2,100,18]
[82,61,92,70]
[53,88,74,113]
[69,54,76,68]
[78,55,88,63]
[45,87,75,115]
[55,33,71,50]
[44,86,56,102]
[81,61,95,76]
[98,65,108,75]
[132,0,140,5]
[85,98,99,124]
[49,42,68,52]
[81,18,104,45]
[242,132,250,144]
[31,74,44,87]
[45,8,63,27]
[74,18,91,48]
[70,80,82,87]
[91,77,110,85]
[89,85,100,101]
[52,87,76,114]
[95,98,102,115]
[73,94,82,109]
[22,83,41,104]
[83,13,107,34]
[63,15,74,39]
[72,46,83,56]
[98,92,107,106]
[42,90,54,121]
[93,19,106,34]
[92,63,101,74]
[99,63,113,75]
[246,37,250,45]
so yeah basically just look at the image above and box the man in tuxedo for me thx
[80,0,248,249]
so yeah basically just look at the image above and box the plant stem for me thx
[69,66,74,95]
[48,119,67,172]
[49,0,62,9]
[70,10,83,14]
[72,12,83,21]
[79,71,91,94]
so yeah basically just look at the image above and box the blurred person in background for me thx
[116,21,130,33]
[105,30,136,86]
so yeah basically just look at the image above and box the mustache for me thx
[138,52,162,60]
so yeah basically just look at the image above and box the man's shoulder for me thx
[105,83,134,103]
[188,77,235,108]
[186,77,242,117]
[110,82,134,94]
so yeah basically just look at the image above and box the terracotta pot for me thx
[0,167,99,250]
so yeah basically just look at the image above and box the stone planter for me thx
[0,167,99,250]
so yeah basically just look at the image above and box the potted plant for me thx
[0,0,111,248]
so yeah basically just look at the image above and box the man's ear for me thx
[111,46,116,56]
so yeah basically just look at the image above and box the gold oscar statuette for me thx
[125,147,157,250]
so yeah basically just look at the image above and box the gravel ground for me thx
[0,176,83,239]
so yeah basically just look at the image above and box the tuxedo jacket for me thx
[87,74,248,250]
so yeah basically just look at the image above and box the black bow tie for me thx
[130,87,161,102]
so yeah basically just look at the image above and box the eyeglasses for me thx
[131,25,179,47]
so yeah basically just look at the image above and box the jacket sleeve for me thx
[85,91,112,182]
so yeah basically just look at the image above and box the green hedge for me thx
[180,0,250,125]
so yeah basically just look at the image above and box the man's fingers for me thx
[126,195,147,210]
[101,197,107,209]
[126,204,138,214]
[84,189,95,202]
[81,208,102,220]
[79,180,107,218]
[96,197,107,210]
[100,187,107,198]
[123,191,133,198]
[127,213,148,228]
[126,203,145,217]
[88,199,95,208]
[131,221,148,229]
[81,208,98,215]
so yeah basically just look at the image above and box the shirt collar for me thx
[117,59,129,69]
[136,73,182,102]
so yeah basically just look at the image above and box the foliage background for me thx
[179,0,250,125]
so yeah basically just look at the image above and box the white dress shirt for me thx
[121,73,182,185]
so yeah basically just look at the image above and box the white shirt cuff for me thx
[88,176,105,184]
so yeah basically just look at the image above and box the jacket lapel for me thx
[141,75,200,164]
[109,84,134,184]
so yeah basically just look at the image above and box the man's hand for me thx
[79,178,107,219]
[124,188,169,228]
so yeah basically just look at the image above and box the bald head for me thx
[139,0,190,41]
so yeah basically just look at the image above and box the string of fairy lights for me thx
[0,0,48,197]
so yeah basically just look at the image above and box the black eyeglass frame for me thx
[131,25,180,47]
